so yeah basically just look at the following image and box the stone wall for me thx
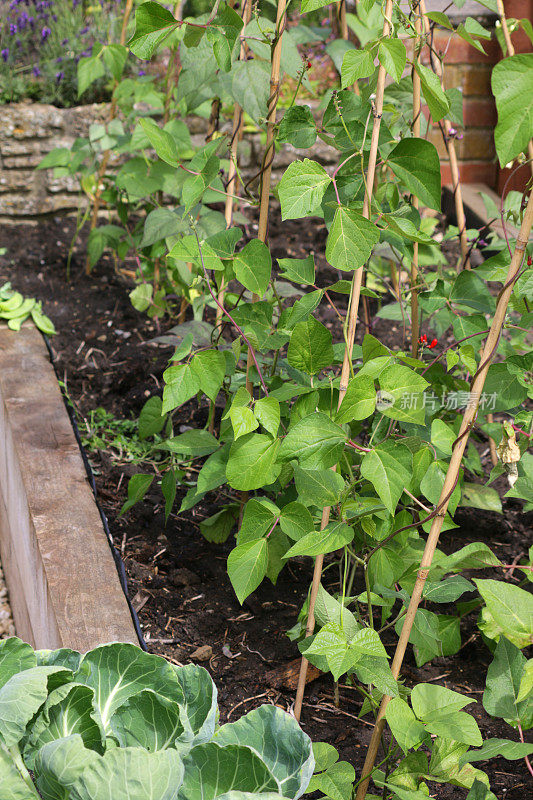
[0,103,109,222]
[0,102,337,223]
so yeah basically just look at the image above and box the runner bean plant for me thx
[38,1,533,797]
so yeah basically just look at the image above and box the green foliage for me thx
[0,638,314,800]
[492,54,533,166]
[0,283,55,335]
[0,0,125,107]
[32,2,533,797]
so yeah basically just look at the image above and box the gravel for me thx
[0,560,15,638]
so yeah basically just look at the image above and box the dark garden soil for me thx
[0,212,531,799]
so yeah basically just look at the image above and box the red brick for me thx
[443,64,493,96]
[429,127,495,161]
[463,98,497,127]
[503,0,533,53]
[441,162,498,188]
[497,162,532,195]
[421,30,499,66]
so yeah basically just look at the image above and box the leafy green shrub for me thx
[0,637,314,799]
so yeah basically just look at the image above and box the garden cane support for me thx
[420,0,470,271]
[85,0,134,275]
[245,0,288,394]
[216,0,252,322]
[411,3,422,358]
[293,0,395,723]
[354,186,533,800]
[209,0,252,433]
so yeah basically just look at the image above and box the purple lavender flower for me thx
[32,65,41,76]
[41,25,51,40]
[52,13,57,20]
[55,70,64,82]
[61,37,68,45]
[55,56,62,62]
[29,15,35,27]
[9,23,17,35]
[1,48,9,62]
[80,25,89,34]
[138,69,146,76]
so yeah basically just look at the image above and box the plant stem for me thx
[245,0,287,394]
[420,0,470,270]
[354,186,533,800]
[293,0,394,722]
[85,0,134,275]
[410,2,422,357]
[163,0,184,125]
[518,723,533,778]
[191,224,269,396]
[7,744,40,796]
[215,0,252,324]
[209,0,252,433]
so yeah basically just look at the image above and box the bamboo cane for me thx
[163,0,185,126]
[207,0,252,433]
[354,186,533,800]
[244,0,288,394]
[293,0,395,722]
[85,0,134,274]
[419,0,470,270]
[338,0,360,96]
[217,0,252,316]
[411,2,422,357]
[496,0,514,54]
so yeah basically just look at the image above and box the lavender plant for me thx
[0,0,124,105]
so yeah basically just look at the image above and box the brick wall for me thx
[422,0,533,192]
[422,27,500,188]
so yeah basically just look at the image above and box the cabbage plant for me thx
[0,637,314,800]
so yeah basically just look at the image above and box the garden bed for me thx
[0,212,531,798]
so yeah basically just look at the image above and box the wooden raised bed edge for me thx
[0,325,137,651]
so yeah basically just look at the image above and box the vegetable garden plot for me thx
[1,0,533,798]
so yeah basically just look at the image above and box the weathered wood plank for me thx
[0,325,137,651]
